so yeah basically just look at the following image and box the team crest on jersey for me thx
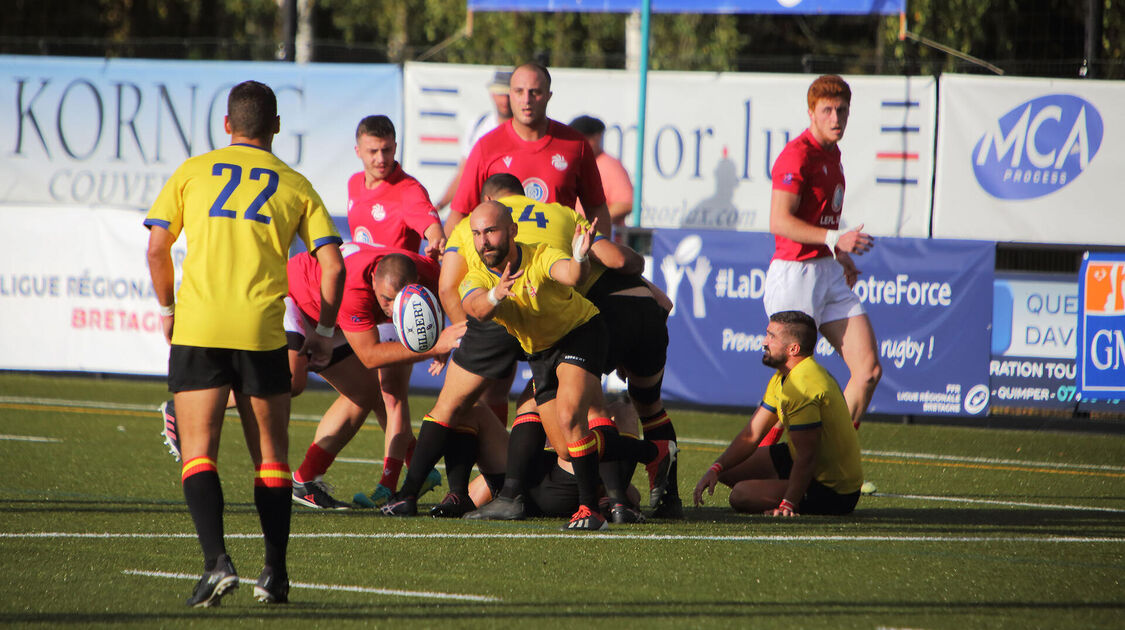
[370,204,386,221]
[832,184,844,212]
[502,156,513,168]
[551,154,568,171]
[782,173,794,185]
[523,177,549,202]
[526,283,538,298]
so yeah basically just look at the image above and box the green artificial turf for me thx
[0,371,1122,628]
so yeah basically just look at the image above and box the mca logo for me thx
[353,227,373,245]
[370,204,386,221]
[661,235,711,319]
[831,184,844,212]
[972,94,1103,200]
[522,177,549,202]
[1085,262,1125,315]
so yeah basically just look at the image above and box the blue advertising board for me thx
[1076,252,1125,407]
[990,273,1080,410]
[651,229,994,415]
[467,1,905,14]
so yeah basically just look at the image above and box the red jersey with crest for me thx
[346,163,439,252]
[451,119,606,216]
[770,128,846,262]
[287,243,440,333]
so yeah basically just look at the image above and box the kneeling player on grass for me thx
[693,311,862,516]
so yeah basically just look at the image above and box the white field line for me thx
[6,532,1123,544]
[678,438,1125,473]
[0,434,61,443]
[5,396,1122,473]
[874,492,1125,513]
[121,569,499,602]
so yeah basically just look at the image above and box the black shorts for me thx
[168,345,291,397]
[285,332,355,373]
[769,443,860,515]
[590,291,669,377]
[527,315,608,405]
[452,317,524,380]
[525,452,579,517]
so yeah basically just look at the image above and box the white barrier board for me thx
[403,62,935,237]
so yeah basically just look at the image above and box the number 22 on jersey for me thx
[208,162,278,224]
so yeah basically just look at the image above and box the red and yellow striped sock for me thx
[255,462,292,489]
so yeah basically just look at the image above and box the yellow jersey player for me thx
[145,80,344,607]
[693,310,863,516]
[456,201,674,531]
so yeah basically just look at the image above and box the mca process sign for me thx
[1077,252,1125,399]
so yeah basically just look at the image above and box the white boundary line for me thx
[0,434,61,443]
[6,395,1123,473]
[862,449,1125,473]
[6,532,1124,543]
[121,569,499,602]
[875,492,1125,513]
[678,438,1125,473]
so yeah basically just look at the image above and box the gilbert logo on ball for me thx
[392,284,443,353]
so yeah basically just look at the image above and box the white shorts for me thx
[282,296,351,350]
[763,257,865,327]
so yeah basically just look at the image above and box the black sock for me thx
[182,468,225,571]
[595,426,657,463]
[499,418,546,499]
[398,416,450,497]
[571,452,601,511]
[641,410,679,498]
[483,473,505,496]
[254,486,291,572]
[444,430,479,497]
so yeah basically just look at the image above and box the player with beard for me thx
[692,310,862,516]
[455,201,674,530]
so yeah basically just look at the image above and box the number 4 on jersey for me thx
[517,204,548,229]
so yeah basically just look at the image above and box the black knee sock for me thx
[182,463,225,571]
[595,426,657,463]
[500,415,546,499]
[571,452,601,511]
[398,416,450,497]
[445,429,479,497]
[641,410,679,497]
[254,486,291,572]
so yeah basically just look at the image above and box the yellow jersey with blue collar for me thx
[144,143,341,351]
[761,356,862,494]
[458,242,598,354]
[446,194,606,295]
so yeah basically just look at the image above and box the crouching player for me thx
[693,311,862,516]
[284,244,463,508]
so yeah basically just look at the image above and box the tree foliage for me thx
[1,0,1121,77]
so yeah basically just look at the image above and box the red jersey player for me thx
[285,243,463,509]
[445,62,611,237]
[348,115,445,258]
[763,74,881,436]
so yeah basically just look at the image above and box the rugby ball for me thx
[392,284,443,353]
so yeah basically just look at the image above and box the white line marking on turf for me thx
[863,449,1125,473]
[7,396,1124,474]
[875,492,1125,513]
[8,532,1124,544]
[122,569,499,602]
[0,434,61,443]
[677,438,1125,474]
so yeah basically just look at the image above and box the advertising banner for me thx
[990,273,1080,410]
[0,205,174,375]
[403,63,935,238]
[1077,252,1125,404]
[467,1,905,13]
[651,229,994,415]
[933,74,1125,245]
[0,56,401,215]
